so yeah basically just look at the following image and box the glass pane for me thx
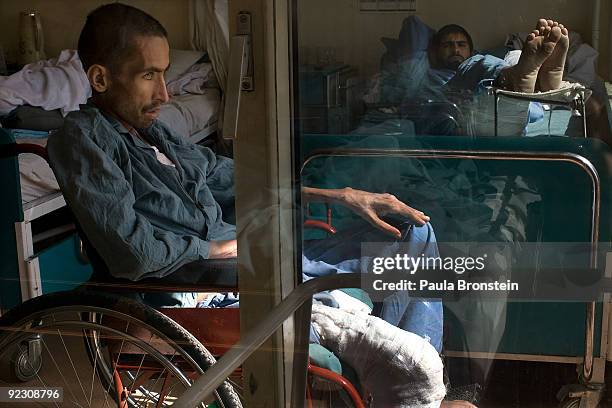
[295,1,612,407]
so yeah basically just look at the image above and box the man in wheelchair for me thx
[45,3,477,407]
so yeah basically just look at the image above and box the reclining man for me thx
[428,21,611,142]
[48,3,475,407]
[381,19,573,136]
[429,20,568,93]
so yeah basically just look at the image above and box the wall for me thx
[298,0,597,78]
[597,0,611,80]
[0,0,608,80]
[0,0,191,64]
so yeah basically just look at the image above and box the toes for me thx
[546,19,554,27]
[548,26,562,42]
[537,18,548,30]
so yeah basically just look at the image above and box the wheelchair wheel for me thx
[0,334,42,382]
[0,290,242,407]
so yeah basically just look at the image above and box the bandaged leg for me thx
[466,92,531,136]
[311,304,445,407]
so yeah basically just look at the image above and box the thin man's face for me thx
[106,35,170,128]
[437,33,471,70]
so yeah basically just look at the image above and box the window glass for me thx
[296,1,612,406]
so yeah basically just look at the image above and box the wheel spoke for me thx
[40,334,80,407]
[125,333,151,401]
[143,349,179,404]
[107,320,129,398]
[57,327,89,402]
[88,331,99,407]
[82,327,113,408]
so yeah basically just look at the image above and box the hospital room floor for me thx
[12,350,612,406]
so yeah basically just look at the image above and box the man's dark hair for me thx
[78,3,168,73]
[430,24,474,53]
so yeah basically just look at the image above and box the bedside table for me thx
[299,64,358,134]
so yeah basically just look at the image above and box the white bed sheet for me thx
[158,90,220,141]
[17,138,59,205]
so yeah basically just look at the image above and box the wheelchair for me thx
[0,142,371,407]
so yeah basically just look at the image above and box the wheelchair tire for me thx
[0,290,242,408]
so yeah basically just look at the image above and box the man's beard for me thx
[143,102,162,113]
[444,56,465,71]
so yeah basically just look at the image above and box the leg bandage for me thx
[311,304,445,407]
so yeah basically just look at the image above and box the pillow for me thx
[165,49,207,84]
[381,15,435,61]
[158,90,220,137]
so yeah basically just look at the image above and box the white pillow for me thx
[165,49,207,84]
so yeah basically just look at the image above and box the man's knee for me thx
[411,221,437,243]
[407,222,439,258]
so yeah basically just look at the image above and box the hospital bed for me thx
[300,130,612,407]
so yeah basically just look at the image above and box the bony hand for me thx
[340,187,430,238]
[441,400,478,408]
[208,239,238,259]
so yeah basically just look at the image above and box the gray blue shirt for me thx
[47,102,235,281]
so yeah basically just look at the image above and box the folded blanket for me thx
[0,50,90,116]
[166,62,218,96]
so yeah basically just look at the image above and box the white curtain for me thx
[189,0,229,92]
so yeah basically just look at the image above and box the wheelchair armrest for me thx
[304,219,337,234]
[85,257,238,293]
[304,204,337,235]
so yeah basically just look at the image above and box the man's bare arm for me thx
[209,240,238,259]
[302,187,430,239]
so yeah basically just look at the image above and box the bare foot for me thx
[536,19,569,91]
[441,400,478,408]
[501,21,562,93]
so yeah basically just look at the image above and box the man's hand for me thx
[441,400,478,408]
[340,187,430,238]
[208,239,237,259]
[302,187,430,239]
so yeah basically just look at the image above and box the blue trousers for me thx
[303,221,443,352]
